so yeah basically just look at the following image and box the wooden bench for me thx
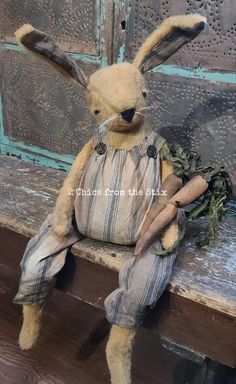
[0,154,235,382]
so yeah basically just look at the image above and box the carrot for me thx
[135,203,177,256]
[140,174,182,236]
[134,175,208,256]
[168,175,208,207]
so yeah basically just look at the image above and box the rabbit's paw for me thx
[52,210,71,236]
[161,222,179,251]
[19,305,41,350]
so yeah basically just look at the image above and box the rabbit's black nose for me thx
[121,108,135,123]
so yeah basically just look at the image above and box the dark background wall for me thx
[0,0,235,175]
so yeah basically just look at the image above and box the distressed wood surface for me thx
[1,229,236,367]
[0,155,235,318]
[149,294,236,368]
[1,264,209,384]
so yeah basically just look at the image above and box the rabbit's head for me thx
[15,14,206,133]
[87,62,147,132]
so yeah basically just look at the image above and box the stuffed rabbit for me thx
[14,14,208,384]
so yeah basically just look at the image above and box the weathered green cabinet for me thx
[0,0,235,174]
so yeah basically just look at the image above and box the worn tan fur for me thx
[53,140,93,236]
[87,63,147,131]
[15,23,34,45]
[19,305,41,350]
[15,14,207,383]
[106,325,136,384]
[15,24,88,89]
[134,14,207,69]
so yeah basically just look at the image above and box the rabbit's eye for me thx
[142,91,147,98]
[94,110,100,115]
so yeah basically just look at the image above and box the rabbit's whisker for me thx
[106,115,119,127]
[97,114,119,130]
[138,106,152,111]
[108,116,119,131]
[158,105,179,115]
[102,114,117,125]
[101,116,115,126]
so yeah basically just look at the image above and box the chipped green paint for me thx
[153,64,236,84]
[117,43,125,63]
[1,42,106,66]
[117,49,236,84]
[101,56,109,66]
[0,137,73,171]
[115,0,127,64]
[0,135,74,162]
[1,42,22,52]
[99,0,113,65]
[0,93,3,137]
[0,142,71,171]
[68,52,101,63]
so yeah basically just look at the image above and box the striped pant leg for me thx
[13,213,82,306]
[104,240,178,329]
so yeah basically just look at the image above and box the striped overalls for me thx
[14,131,184,328]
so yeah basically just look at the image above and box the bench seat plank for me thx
[0,155,235,317]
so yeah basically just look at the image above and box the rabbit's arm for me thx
[135,170,208,256]
[53,140,93,236]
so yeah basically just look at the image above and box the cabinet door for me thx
[0,0,113,169]
[113,0,236,174]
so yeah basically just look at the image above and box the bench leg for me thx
[18,305,41,350]
[188,358,227,384]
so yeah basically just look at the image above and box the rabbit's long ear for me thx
[133,14,207,73]
[15,24,88,88]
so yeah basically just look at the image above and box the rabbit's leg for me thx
[14,212,82,350]
[106,325,136,384]
[19,304,41,350]
[105,238,179,383]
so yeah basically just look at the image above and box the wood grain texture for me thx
[146,293,236,368]
[0,264,198,384]
[0,155,235,318]
[1,241,236,368]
